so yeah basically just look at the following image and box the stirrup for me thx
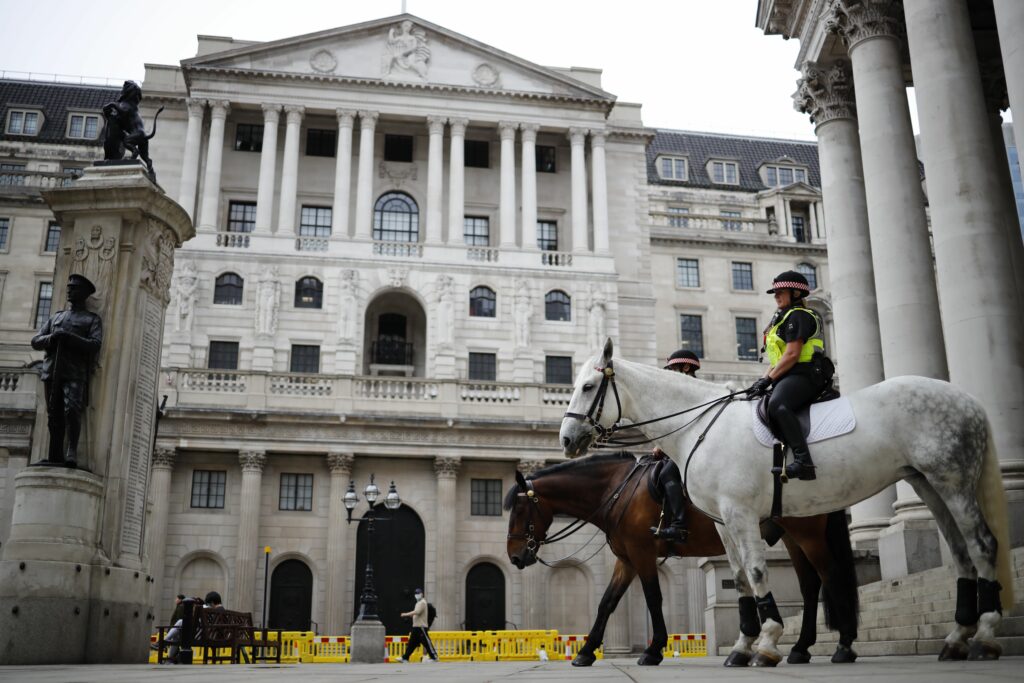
[651,524,688,542]
[784,462,816,481]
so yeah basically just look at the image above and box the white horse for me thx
[559,339,1014,665]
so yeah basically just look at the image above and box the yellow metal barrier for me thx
[263,630,314,663]
[663,633,707,658]
[301,635,350,663]
[479,630,560,661]
[558,635,603,661]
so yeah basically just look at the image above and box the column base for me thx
[849,518,891,551]
[350,620,386,663]
[334,344,358,376]
[877,518,943,580]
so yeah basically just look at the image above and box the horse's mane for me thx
[502,451,635,510]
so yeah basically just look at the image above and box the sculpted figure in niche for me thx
[436,275,454,347]
[382,20,430,79]
[255,267,280,337]
[338,269,359,343]
[589,286,607,351]
[513,279,532,349]
[172,261,198,333]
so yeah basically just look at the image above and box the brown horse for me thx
[505,452,859,666]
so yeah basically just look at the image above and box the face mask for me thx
[415,593,423,600]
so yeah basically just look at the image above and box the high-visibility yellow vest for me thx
[765,306,824,368]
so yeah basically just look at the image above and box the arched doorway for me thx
[465,562,505,631]
[547,565,592,634]
[363,291,427,376]
[269,559,313,631]
[353,504,425,634]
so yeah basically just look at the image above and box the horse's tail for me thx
[977,417,1014,607]
[821,509,859,632]
[146,106,165,140]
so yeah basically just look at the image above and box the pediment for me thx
[184,14,614,102]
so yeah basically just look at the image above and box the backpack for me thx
[427,602,437,627]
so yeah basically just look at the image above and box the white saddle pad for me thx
[750,396,856,448]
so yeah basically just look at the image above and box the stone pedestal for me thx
[350,620,386,663]
[433,350,456,379]
[334,344,358,376]
[251,345,274,372]
[512,350,533,383]
[877,518,943,580]
[0,164,193,664]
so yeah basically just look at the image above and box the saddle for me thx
[754,384,842,445]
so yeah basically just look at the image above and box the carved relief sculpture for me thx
[338,269,359,343]
[71,225,117,309]
[386,266,408,289]
[513,279,533,349]
[382,20,430,79]
[588,286,608,351]
[255,267,280,337]
[436,274,455,348]
[171,260,198,334]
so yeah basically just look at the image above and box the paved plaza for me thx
[0,656,1020,683]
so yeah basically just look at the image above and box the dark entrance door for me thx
[353,504,425,635]
[465,562,505,631]
[268,559,313,631]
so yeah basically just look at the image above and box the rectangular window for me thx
[0,162,26,171]
[721,210,742,231]
[545,355,573,384]
[7,110,40,136]
[299,206,332,237]
[279,473,314,511]
[44,222,61,253]
[468,352,497,381]
[290,344,321,374]
[676,258,700,288]
[536,145,556,173]
[0,217,9,250]
[465,139,489,168]
[234,123,263,152]
[659,156,687,180]
[227,201,256,233]
[667,206,689,228]
[679,314,704,358]
[731,262,753,291]
[712,161,738,184]
[384,134,413,162]
[306,128,336,157]
[795,168,807,183]
[190,470,227,509]
[736,318,759,361]
[765,167,777,186]
[537,220,558,251]
[67,114,100,140]
[471,479,503,516]
[792,215,807,242]
[34,282,53,329]
[208,341,239,370]
[463,216,490,246]
[779,167,794,185]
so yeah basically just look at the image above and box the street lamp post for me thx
[345,475,402,625]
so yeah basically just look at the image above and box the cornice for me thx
[649,230,828,255]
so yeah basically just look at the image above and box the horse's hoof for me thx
[636,652,662,666]
[831,645,858,663]
[938,642,968,661]
[751,650,782,667]
[571,653,596,667]
[723,651,751,667]
[967,639,1002,661]
[787,648,811,664]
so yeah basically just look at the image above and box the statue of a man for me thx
[513,279,532,349]
[255,268,280,337]
[436,275,454,347]
[30,274,103,468]
[172,261,198,333]
[588,287,607,351]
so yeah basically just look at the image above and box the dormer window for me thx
[657,155,687,181]
[6,109,42,136]
[763,164,808,187]
[67,113,100,140]
[709,160,738,185]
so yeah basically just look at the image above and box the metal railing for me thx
[371,339,413,366]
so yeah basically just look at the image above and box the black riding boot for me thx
[774,406,816,481]
[651,471,688,543]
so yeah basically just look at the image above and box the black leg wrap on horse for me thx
[955,578,979,626]
[978,578,1003,615]
[756,592,783,626]
[738,596,760,637]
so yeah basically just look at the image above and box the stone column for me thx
[424,116,446,244]
[254,104,281,235]
[499,121,518,248]
[325,452,354,635]
[197,100,230,232]
[447,118,467,244]
[794,60,892,546]
[148,446,176,625]
[520,123,539,250]
[995,0,1024,177]
[277,105,304,235]
[569,127,589,252]
[233,450,266,614]
[590,130,610,254]
[807,199,819,241]
[177,98,205,221]
[354,111,378,240]
[330,110,356,241]
[905,0,1024,543]
[517,459,547,629]
[434,456,461,630]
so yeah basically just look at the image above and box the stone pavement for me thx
[0,656,1020,683]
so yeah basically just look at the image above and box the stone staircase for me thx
[774,547,1024,657]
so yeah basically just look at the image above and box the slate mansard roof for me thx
[0,79,120,146]
[647,129,821,192]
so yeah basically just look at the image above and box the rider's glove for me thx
[747,377,772,397]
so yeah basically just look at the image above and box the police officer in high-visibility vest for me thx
[747,271,829,481]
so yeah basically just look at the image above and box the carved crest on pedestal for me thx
[71,224,117,309]
[139,220,176,305]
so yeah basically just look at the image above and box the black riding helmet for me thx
[766,270,810,296]
[664,349,700,371]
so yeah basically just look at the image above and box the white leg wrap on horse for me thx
[975,611,1001,644]
[755,618,784,659]
[731,634,755,655]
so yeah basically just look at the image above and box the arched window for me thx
[213,273,243,305]
[796,262,818,291]
[373,192,419,242]
[295,276,323,309]
[544,290,571,321]
[469,286,496,318]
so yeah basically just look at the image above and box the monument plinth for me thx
[0,164,193,664]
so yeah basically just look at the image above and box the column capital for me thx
[327,451,355,475]
[519,123,540,141]
[517,459,547,477]
[426,115,447,135]
[793,60,857,127]
[283,105,305,124]
[448,117,469,135]
[239,450,267,473]
[434,456,462,479]
[358,111,379,128]
[498,121,518,140]
[826,0,904,50]
[208,100,231,118]
[589,130,606,147]
[186,98,206,117]
[152,446,177,471]
[261,103,282,123]
[336,109,357,127]
[567,127,587,145]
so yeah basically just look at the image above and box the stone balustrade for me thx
[372,240,423,258]
[466,246,500,263]
[649,210,771,234]
[0,369,37,410]
[295,236,329,252]
[215,231,251,248]
[540,251,574,267]
[0,170,77,192]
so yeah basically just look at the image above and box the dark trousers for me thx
[767,373,822,454]
[402,627,438,661]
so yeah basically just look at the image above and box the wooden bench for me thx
[154,602,282,664]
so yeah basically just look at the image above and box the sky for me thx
[0,0,925,141]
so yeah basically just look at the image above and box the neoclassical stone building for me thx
[1,14,839,650]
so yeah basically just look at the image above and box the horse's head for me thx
[505,470,554,570]
[559,337,617,458]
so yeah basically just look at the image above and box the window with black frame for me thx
[34,282,52,329]
[468,352,497,381]
[545,356,573,384]
[299,206,332,237]
[191,470,226,508]
[294,277,323,309]
[732,262,754,291]
[290,344,320,373]
[306,128,336,157]
[536,145,556,173]
[279,473,314,511]
[735,318,759,361]
[207,341,239,370]
[796,262,818,290]
[469,286,496,317]
[545,290,571,321]
[0,217,9,250]
[373,192,419,242]
[465,139,489,168]
[213,273,244,305]
[537,220,558,251]
[227,201,256,233]
[679,314,704,358]
[464,216,490,245]
[234,123,263,152]
[470,479,503,516]
[384,134,414,162]
[44,222,61,252]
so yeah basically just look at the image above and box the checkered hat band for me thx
[667,357,700,367]
[772,280,809,291]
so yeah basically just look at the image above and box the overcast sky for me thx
[0,0,929,140]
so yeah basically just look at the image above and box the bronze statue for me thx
[101,80,164,182]
[30,274,103,468]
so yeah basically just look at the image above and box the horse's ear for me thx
[602,337,614,365]
[515,470,528,490]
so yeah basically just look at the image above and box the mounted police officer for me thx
[747,270,830,481]
[664,349,700,378]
